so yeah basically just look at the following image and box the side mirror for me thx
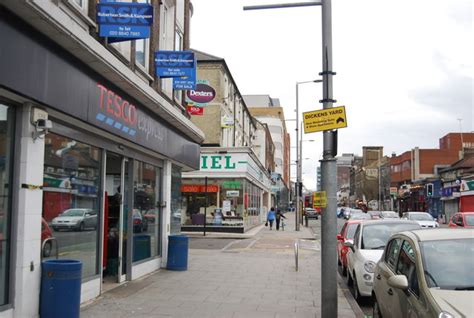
[388,275,409,290]
[455,220,463,227]
[337,234,343,241]
[344,241,354,251]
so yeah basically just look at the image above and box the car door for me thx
[347,225,360,276]
[394,240,427,318]
[375,237,402,318]
[338,223,348,261]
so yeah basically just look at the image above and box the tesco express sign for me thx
[187,83,216,104]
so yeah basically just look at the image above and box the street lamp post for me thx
[296,80,322,230]
[244,1,337,316]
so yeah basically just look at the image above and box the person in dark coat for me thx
[275,209,286,230]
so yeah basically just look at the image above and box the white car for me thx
[51,208,97,231]
[401,212,439,228]
[345,220,421,301]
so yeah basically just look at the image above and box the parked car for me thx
[344,208,364,220]
[143,209,158,224]
[368,210,382,220]
[401,211,439,228]
[41,218,53,257]
[304,207,319,220]
[380,211,399,219]
[133,209,148,233]
[51,208,97,231]
[448,212,474,229]
[349,213,371,221]
[345,220,421,301]
[373,229,474,318]
[337,219,362,276]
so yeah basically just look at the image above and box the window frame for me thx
[396,240,420,297]
[384,238,402,271]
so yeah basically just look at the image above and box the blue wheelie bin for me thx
[40,259,82,318]
[167,235,189,271]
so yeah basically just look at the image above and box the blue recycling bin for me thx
[167,235,188,271]
[40,259,82,318]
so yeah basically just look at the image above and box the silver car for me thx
[401,211,439,228]
[51,208,97,231]
[373,228,474,318]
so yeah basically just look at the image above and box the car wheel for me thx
[352,273,362,302]
[345,270,353,286]
[42,241,52,258]
[373,295,383,318]
[78,222,84,231]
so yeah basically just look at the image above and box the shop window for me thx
[170,165,182,235]
[133,161,161,262]
[42,133,101,279]
[0,104,14,305]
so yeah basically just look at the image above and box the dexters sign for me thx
[97,1,153,41]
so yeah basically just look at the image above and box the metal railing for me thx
[294,238,320,271]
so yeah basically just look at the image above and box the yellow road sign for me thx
[303,106,347,133]
[313,191,327,208]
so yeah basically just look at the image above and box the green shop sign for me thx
[222,181,241,189]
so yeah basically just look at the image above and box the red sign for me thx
[187,105,204,115]
[181,185,219,193]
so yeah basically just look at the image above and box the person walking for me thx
[275,209,286,231]
[267,207,276,230]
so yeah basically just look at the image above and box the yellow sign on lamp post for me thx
[313,191,327,208]
[303,106,347,133]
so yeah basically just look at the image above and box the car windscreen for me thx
[62,209,85,217]
[361,223,420,249]
[465,215,474,226]
[382,212,398,218]
[410,213,433,221]
[421,238,474,290]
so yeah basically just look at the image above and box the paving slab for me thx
[81,212,363,318]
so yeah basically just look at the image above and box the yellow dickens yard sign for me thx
[303,106,347,133]
[313,191,327,208]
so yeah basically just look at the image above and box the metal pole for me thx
[299,121,304,225]
[295,83,300,231]
[378,149,381,210]
[320,0,337,316]
[204,176,208,236]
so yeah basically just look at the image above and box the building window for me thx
[135,0,150,70]
[110,0,131,61]
[133,161,162,262]
[0,103,14,305]
[73,0,85,9]
[43,133,102,279]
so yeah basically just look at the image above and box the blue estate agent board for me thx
[173,69,196,90]
[155,51,195,78]
[97,1,153,41]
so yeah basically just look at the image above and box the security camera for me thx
[32,119,53,141]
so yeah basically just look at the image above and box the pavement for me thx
[81,212,364,318]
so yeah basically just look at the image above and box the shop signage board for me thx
[303,106,347,133]
[390,187,398,195]
[226,190,239,197]
[461,180,474,192]
[187,105,203,115]
[313,191,327,208]
[97,1,153,42]
[181,185,219,193]
[221,115,234,128]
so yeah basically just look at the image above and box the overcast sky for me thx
[190,0,473,190]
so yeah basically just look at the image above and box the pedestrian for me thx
[275,209,286,230]
[267,207,276,230]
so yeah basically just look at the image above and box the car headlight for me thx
[364,261,376,273]
[439,312,454,318]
